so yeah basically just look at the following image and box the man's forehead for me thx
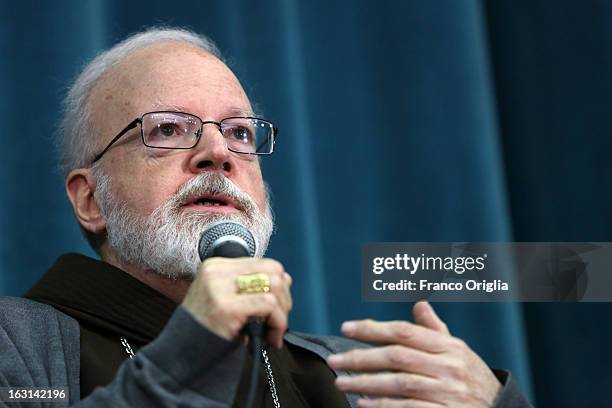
[90,42,253,131]
[102,45,241,97]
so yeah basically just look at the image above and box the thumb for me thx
[413,301,450,334]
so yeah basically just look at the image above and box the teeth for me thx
[195,199,223,206]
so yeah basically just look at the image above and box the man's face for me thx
[89,42,267,221]
[87,43,272,277]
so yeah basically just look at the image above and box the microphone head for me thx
[198,220,257,261]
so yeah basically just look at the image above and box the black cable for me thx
[243,320,264,408]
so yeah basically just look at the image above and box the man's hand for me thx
[182,257,293,348]
[327,301,501,407]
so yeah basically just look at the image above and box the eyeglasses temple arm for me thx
[91,119,141,164]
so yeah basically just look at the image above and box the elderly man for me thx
[0,28,530,407]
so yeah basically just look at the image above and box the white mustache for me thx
[169,172,259,218]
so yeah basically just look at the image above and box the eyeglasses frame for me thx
[91,111,278,164]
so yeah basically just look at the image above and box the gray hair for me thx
[57,27,223,176]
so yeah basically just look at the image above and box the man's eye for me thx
[229,127,254,144]
[158,124,177,137]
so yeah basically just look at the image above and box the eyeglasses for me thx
[91,111,278,164]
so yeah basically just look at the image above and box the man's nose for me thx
[187,124,232,173]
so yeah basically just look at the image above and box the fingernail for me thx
[358,398,374,408]
[416,299,429,308]
[335,376,350,389]
[327,354,343,366]
[341,321,356,335]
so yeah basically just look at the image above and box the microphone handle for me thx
[209,240,266,408]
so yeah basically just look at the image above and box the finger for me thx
[203,293,280,339]
[198,256,256,275]
[231,293,280,320]
[228,260,290,314]
[327,345,440,377]
[203,272,290,315]
[335,372,439,399]
[256,272,291,348]
[204,257,286,278]
[357,397,444,408]
[341,320,452,353]
[284,272,293,310]
[268,272,293,314]
[198,258,284,291]
[412,301,450,335]
[264,304,289,348]
[237,258,286,276]
[232,294,287,348]
[284,272,293,287]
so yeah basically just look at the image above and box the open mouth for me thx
[184,194,240,211]
[193,197,228,207]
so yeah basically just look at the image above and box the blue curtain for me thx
[2,0,611,405]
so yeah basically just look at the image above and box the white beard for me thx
[93,170,274,279]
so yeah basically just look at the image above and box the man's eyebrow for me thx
[227,107,258,117]
[150,103,257,117]
[150,102,192,112]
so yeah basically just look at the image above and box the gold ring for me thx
[237,273,271,294]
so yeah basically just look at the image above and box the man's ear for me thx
[66,168,106,234]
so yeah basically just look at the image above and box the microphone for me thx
[198,220,257,260]
[198,220,262,408]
